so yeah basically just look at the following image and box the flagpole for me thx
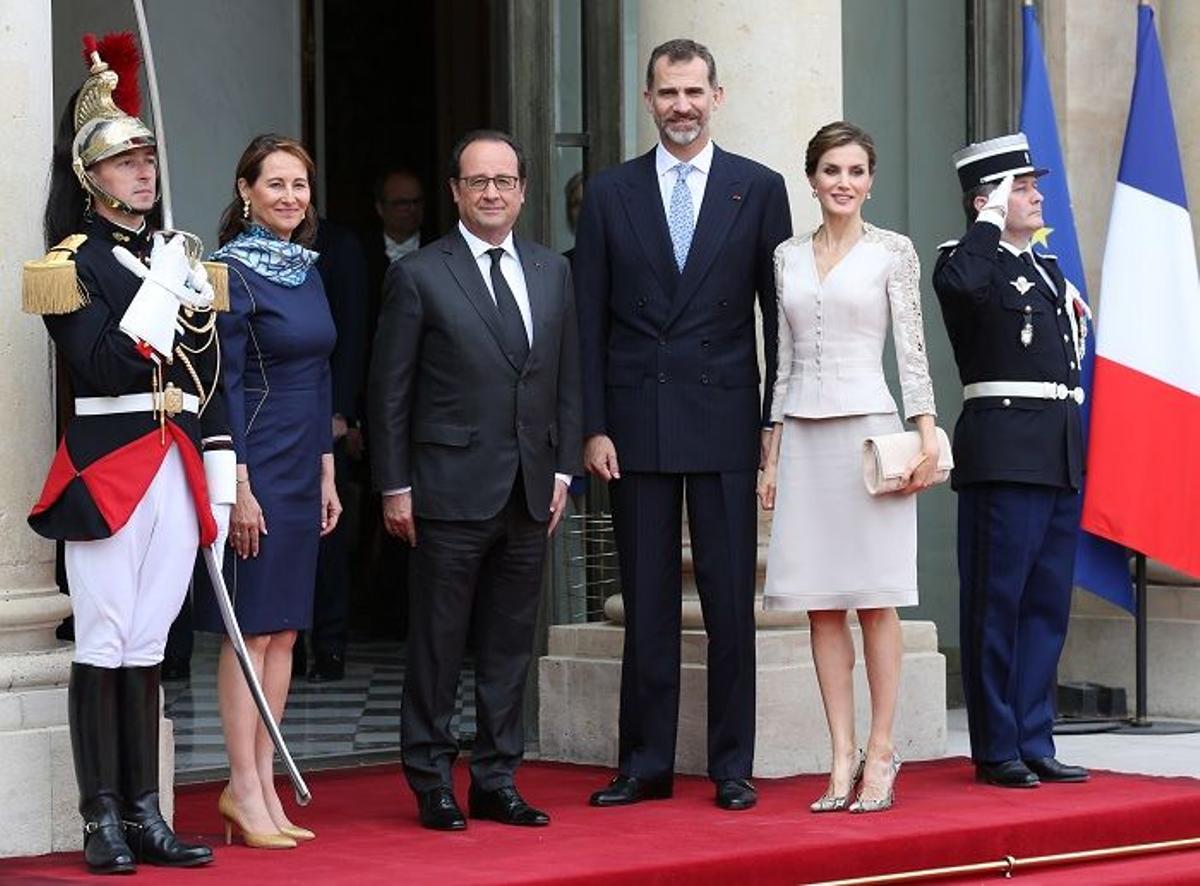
[1133,552,1149,727]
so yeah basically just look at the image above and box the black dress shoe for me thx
[589,774,673,807]
[417,786,467,830]
[975,759,1040,788]
[1024,757,1089,782]
[468,785,550,827]
[715,778,757,810]
[308,652,345,683]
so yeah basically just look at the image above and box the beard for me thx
[658,115,703,147]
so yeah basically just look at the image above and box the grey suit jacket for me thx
[367,228,583,522]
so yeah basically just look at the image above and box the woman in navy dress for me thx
[197,134,339,848]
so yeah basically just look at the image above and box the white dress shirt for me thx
[457,221,533,344]
[384,231,421,263]
[383,222,568,497]
[655,139,713,224]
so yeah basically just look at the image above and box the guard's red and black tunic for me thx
[27,215,231,544]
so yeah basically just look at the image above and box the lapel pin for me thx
[732,194,742,201]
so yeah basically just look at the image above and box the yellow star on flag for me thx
[1031,226,1054,248]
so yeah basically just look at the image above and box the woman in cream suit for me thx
[759,122,938,813]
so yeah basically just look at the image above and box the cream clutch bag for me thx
[862,427,953,495]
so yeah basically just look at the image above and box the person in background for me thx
[301,217,370,682]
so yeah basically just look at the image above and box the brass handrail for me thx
[808,836,1200,885]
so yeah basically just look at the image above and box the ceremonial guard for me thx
[933,134,1090,790]
[24,34,231,873]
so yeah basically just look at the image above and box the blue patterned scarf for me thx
[212,224,319,287]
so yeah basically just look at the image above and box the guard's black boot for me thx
[69,663,136,875]
[118,665,213,867]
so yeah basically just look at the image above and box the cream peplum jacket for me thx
[769,223,936,424]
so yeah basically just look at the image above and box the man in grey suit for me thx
[368,130,582,831]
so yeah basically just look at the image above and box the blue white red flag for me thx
[1081,4,1200,579]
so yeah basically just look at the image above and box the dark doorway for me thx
[319,0,495,238]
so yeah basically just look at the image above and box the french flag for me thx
[1082,4,1200,577]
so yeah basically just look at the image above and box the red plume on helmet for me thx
[80,31,142,118]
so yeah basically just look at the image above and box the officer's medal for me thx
[1021,305,1034,348]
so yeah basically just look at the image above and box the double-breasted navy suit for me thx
[933,219,1084,765]
[574,144,791,780]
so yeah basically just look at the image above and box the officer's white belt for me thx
[962,381,1085,404]
[75,392,200,416]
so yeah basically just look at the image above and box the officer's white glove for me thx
[211,503,231,570]
[977,174,1014,230]
[114,233,214,310]
[185,260,216,310]
[116,234,187,358]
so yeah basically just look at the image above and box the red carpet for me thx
[4,758,1200,884]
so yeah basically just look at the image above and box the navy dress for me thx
[196,259,336,635]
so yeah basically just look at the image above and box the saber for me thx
[131,0,202,260]
[203,546,312,806]
[131,1,309,805]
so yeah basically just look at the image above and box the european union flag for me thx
[1020,3,1133,611]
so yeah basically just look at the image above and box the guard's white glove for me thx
[211,503,231,570]
[977,173,1015,230]
[114,233,214,310]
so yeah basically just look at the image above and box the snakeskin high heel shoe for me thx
[849,752,902,813]
[810,751,866,813]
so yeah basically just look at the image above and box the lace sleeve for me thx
[885,234,936,420]
[769,242,794,423]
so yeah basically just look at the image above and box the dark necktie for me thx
[487,247,529,365]
[1021,251,1059,298]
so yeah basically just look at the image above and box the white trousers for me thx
[67,444,200,668]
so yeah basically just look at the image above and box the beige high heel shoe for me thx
[849,753,902,813]
[219,787,297,849]
[278,823,316,842]
[810,751,866,813]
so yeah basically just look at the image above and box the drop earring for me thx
[242,199,250,219]
[811,189,818,199]
[867,192,872,201]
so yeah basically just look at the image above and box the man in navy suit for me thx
[574,38,791,811]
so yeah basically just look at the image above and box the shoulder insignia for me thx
[937,239,959,250]
[22,234,89,315]
[202,261,230,312]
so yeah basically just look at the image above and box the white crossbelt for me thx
[963,381,1085,404]
[75,392,200,416]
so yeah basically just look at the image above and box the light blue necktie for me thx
[667,162,695,272]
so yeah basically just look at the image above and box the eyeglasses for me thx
[458,175,520,192]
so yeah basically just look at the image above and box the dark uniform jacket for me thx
[572,145,792,473]
[933,220,1083,490]
[28,215,230,543]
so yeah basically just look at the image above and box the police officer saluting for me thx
[933,133,1090,789]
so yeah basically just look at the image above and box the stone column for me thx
[0,0,77,858]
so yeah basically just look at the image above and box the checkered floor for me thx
[164,634,476,776]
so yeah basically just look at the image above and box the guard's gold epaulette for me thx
[202,260,230,312]
[22,234,89,314]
